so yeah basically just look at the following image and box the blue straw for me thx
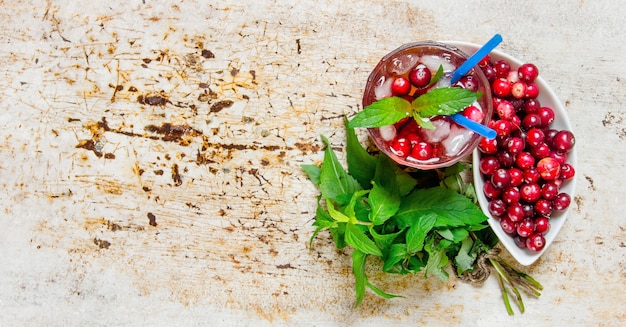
[450,34,503,84]
[449,34,502,140]
[450,113,497,139]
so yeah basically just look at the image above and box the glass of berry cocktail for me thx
[361,41,493,169]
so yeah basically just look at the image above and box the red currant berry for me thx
[462,105,484,122]
[516,219,535,238]
[537,157,561,180]
[502,186,521,205]
[534,199,553,216]
[410,142,433,161]
[483,181,502,199]
[493,60,511,78]
[489,199,507,217]
[506,137,525,154]
[552,130,575,153]
[520,183,541,203]
[530,143,551,159]
[523,98,541,114]
[522,114,542,130]
[560,163,576,180]
[458,76,479,92]
[481,65,497,82]
[537,107,555,128]
[507,202,525,222]
[493,119,513,137]
[525,82,540,98]
[497,151,515,168]
[508,168,524,186]
[534,217,550,234]
[541,181,560,200]
[518,63,539,82]
[525,128,545,147]
[478,137,499,154]
[523,168,540,184]
[548,151,568,165]
[553,193,571,210]
[526,233,545,252]
[514,235,527,248]
[500,216,517,234]
[478,55,491,68]
[491,168,512,189]
[511,81,527,99]
[479,156,500,176]
[408,64,431,88]
[515,152,536,170]
[389,137,410,157]
[492,78,512,97]
[496,100,516,120]
[391,77,411,96]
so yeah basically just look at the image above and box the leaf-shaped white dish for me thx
[447,41,577,266]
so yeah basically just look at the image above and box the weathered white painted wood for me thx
[0,1,624,325]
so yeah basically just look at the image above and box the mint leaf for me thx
[369,154,401,225]
[352,249,367,307]
[319,135,362,200]
[412,88,481,117]
[366,280,402,299]
[424,236,450,281]
[438,227,469,243]
[426,64,444,88]
[346,121,377,188]
[395,187,488,229]
[325,198,350,223]
[345,223,382,256]
[382,243,408,272]
[369,226,404,250]
[310,198,337,248]
[392,164,418,196]
[406,213,436,254]
[413,115,435,130]
[301,164,321,185]
[347,97,411,128]
[455,237,477,275]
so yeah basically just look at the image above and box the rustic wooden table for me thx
[1,1,624,326]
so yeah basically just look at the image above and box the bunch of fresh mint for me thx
[302,120,543,314]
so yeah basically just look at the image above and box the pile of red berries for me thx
[477,57,576,252]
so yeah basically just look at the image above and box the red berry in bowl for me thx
[489,199,507,217]
[516,219,535,238]
[491,168,512,189]
[492,78,512,97]
[520,183,541,203]
[534,217,551,234]
[493,59,511,78]
[537,157,561,180]
[518,63,539,82]
[526,233,546,252]
[524,82,539,98]
[537,106,555,128]
[479,156,500,176]
[560,163,576,180]
[500,216,517,234]
[478,137,499,154]
[552,130,576,153]
[511,81,527,99]
[553,193,571,210]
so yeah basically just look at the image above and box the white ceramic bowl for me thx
[446,41,577,266]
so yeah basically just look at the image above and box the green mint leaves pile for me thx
[301,120,543,314]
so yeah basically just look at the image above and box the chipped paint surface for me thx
[1,0,625,325]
